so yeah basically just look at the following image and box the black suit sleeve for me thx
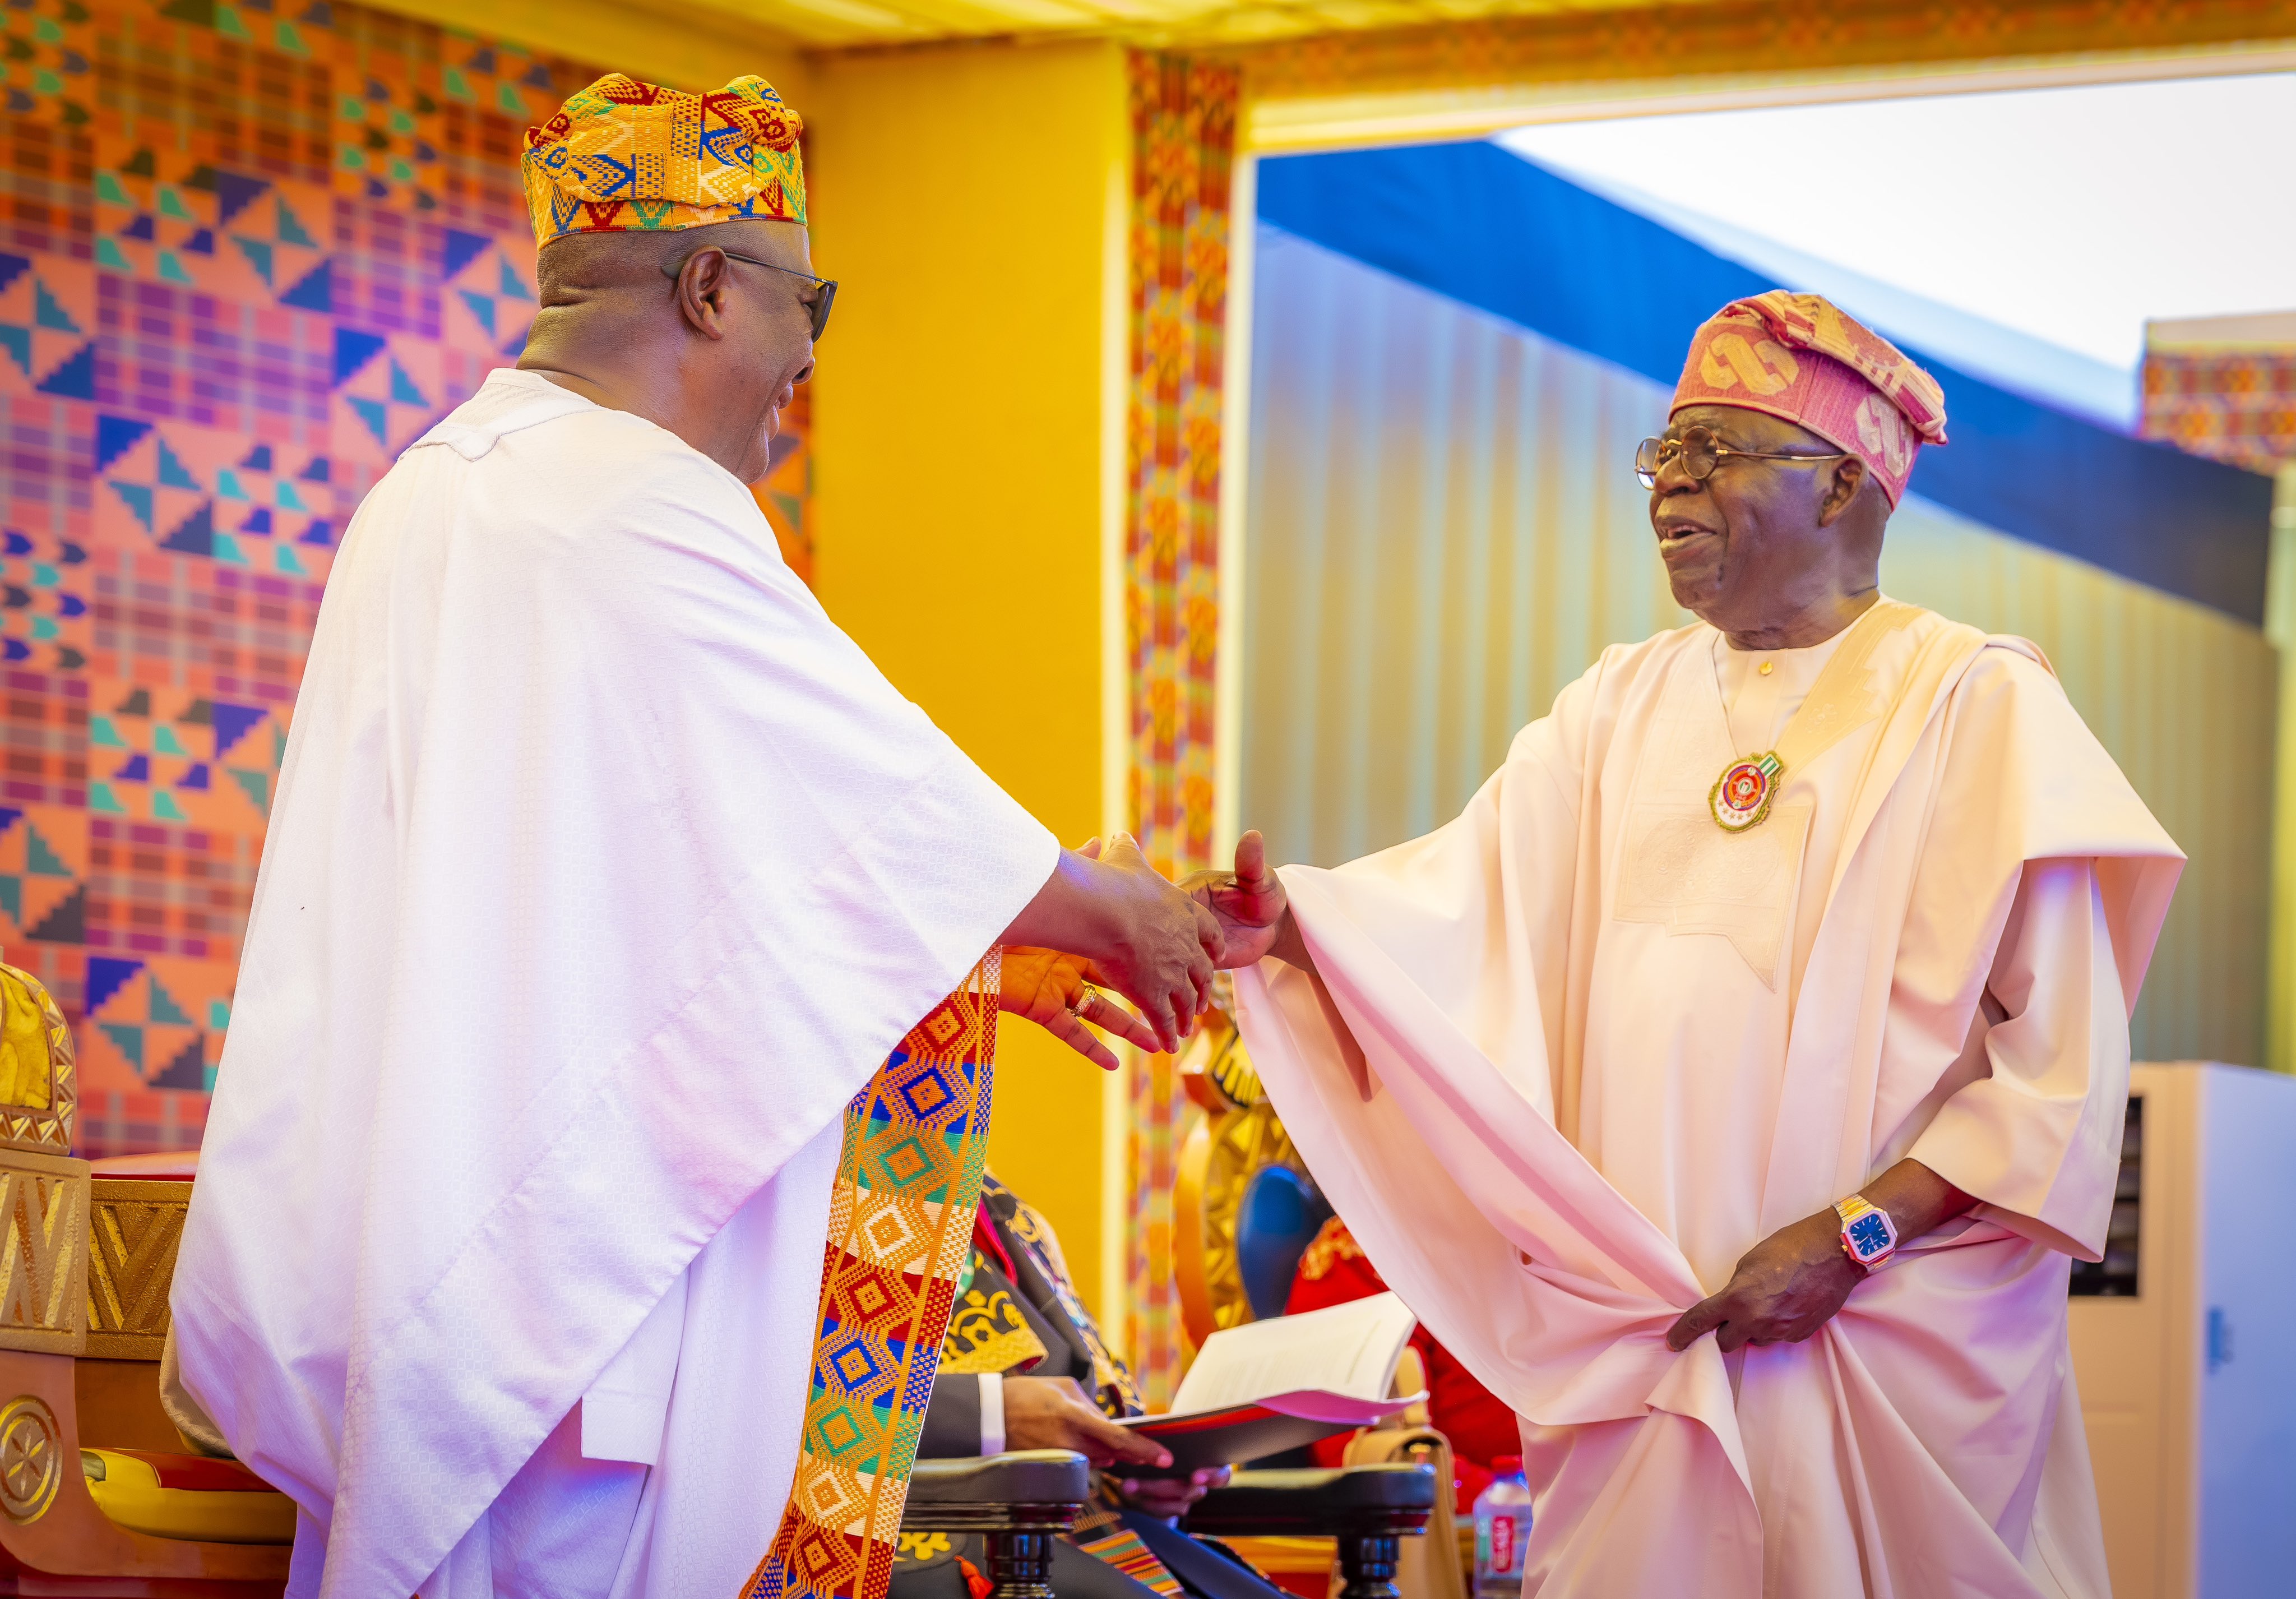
[918,1372,983,1458]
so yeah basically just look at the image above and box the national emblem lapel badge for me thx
[1710,751,1784,832]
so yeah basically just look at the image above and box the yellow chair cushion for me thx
[81,1448,295,1545]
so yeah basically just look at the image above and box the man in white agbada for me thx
[1188,292,2183,1597]
[169,71,1218,1599]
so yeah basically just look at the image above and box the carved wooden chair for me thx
[0,963,291,1594]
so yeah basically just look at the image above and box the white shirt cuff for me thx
[979,1371,1006,1456]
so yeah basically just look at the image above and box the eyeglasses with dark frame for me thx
[1635,423,1848,489]
[661,247,837,343]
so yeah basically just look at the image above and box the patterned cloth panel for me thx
[1072,1526,1186,1599]
[745,962,998,1599]
[2141,349,2296,475]
[1123,48,1237,1412]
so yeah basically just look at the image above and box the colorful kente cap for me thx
[1672,291,1948,505]
[522,73,806,248]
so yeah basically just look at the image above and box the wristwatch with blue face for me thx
[1836,1195,1899,1270]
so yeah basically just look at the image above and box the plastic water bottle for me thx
[1472,1454,1532,1599]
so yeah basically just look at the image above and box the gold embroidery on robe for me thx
[895,1533,953,1563]
[1001,1189,1143,1415]
[938,1279,1048,1376]
[1294,1215,1364,1282]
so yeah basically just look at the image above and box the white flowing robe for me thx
[1234,608,2182,1598]
[170,368,1058,1599]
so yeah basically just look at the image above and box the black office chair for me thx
[1186,1463,1438,1599]
[902,1450,1093,1599]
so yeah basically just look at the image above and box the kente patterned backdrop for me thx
[2141,349,2296,475]
[1232,0,2296,144]
[0,0,809,1156]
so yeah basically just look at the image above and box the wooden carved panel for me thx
[0,1152,89,1356]
[85,1180,189,1362]
[0,1394,62,1523]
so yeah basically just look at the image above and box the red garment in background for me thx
[1285,1217,1517,1512]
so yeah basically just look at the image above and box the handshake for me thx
[994,829,1300,1070]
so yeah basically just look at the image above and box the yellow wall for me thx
[806,40,1131,1317]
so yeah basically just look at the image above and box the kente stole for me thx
[742,953,999,1599]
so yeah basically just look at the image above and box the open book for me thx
[1116,1291,1424,1472]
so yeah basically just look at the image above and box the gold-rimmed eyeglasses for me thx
[661,247,837,343]
[1635,424,1847,489]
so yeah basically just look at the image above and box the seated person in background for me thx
[1286,1217,1516,1510]
[894,1175,1292,1599]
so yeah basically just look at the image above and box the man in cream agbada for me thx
[1194,293,2182,1596]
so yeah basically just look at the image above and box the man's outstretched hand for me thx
[999,947,1160,1071]
[1181,830,1307,972]
[1001,833,1221,1052]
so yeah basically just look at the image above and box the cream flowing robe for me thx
[1235,607,2182,1598]
[170,369,1058,1599]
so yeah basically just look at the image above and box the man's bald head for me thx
[535,228,689,302]
[519,216,821,484]
[535,218,812,307]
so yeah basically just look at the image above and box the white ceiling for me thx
[1499,71,2296,405]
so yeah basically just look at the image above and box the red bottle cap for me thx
[1492,1454,1522,1473]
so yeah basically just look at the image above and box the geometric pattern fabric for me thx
[0,0,807,1156]
[519,72,807,244]
[94,415,337,580]
[2142,349,2296,474]
[82,953,237,1096]
[744,960,998,1599]
[1070,1527,1186,1599]
[86,683,283,831]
